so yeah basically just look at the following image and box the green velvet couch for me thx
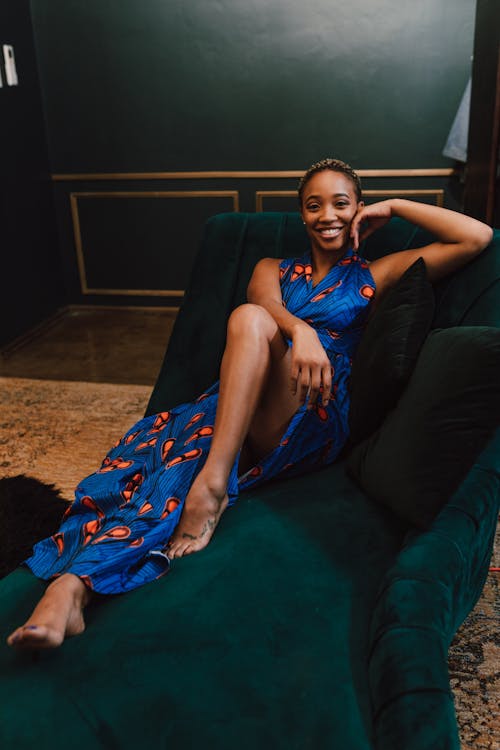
[1,213,498,750]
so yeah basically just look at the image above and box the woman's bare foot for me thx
[166,473,228,558]
[7,573,91,650]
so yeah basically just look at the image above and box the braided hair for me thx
[298,158,362,204]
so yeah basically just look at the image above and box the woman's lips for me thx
[317,227,343,238]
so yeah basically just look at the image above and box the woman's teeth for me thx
[319,227,342,237]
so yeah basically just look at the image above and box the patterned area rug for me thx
[0,376,498,746]
[0,377,151,499]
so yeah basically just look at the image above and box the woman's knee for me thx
[227,303,277,339]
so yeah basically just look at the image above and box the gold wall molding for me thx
[64,172,455,303]
[53,168,457,181]
[256,188,445,212]
[70,190,239,297]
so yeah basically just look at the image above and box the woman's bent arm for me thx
[247,258,332,406]
[350,199,493,295]
[247,258,307,338]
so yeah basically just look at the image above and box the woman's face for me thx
[300,170,363,255]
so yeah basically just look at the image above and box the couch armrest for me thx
[367,429,500,750]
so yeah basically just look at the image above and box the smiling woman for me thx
[6,157,493,651]
[294,157,492,298]
[299,159,364,279]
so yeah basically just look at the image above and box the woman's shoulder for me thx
[252,255,308,275]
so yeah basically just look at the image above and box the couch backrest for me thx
[146,213,500,416]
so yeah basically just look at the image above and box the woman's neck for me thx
[310,245,350,283]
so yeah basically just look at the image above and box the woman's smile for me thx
[300,171,363,256]
[316,225,345,239]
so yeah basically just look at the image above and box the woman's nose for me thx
[319,205,337,222]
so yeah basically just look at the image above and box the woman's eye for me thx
[336,202,348,208]
[306,204,319,211]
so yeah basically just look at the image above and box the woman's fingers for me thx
[308,367,322,409]
[309,363,333,408]
[291,361,312,404]
[350,202,393,250]
[290,361,299,396]
[350,206,369,250]
[291,363,311,403]
[352,218,379,249]
[296,363,333,408]
[350,215,361,251]
[299,367,311,404]
[321,365,333,406]
[288,316,340,408]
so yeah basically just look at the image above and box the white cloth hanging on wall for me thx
[443,77,471,162]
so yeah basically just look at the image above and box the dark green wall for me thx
[31,0,474,170]
[0,0,64,346]
[27,0,476,307]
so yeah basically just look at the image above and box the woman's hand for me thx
[350,201,393,251]
[290,322,332,407]
[247,259,332,407]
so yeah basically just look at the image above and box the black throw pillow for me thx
[348,257,435,444]
[346,326,500,529]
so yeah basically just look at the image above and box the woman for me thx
[7,158,492,649]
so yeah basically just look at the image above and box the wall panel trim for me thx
[255,188,445,211]
[62,171,455,303]
[70,190,239,296]
[54,168,456,181]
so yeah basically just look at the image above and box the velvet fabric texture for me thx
[368,428,500,750]
[0,216,498,750]
[348,257,435,444]
[0,466,408,750]
[347,326,500,528]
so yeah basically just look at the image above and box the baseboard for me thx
[1,307,69,358]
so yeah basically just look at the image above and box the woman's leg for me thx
[7,573,91,649]
[7,303,299,648]
[167,304,302,558]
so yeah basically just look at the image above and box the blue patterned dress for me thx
[25,248,375,594]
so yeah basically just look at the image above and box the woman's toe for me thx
[8,625,43,647]
[7,628,22,646]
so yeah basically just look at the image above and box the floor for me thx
[0,308,178,385]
